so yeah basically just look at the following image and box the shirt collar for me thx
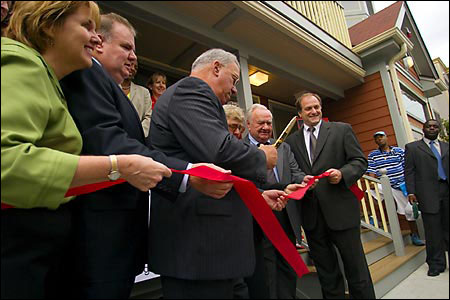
[92,57,101,66]
[423,137,438,145]
[303,120,322,134]
[248,134,269,146]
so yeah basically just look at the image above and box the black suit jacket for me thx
[244,136,305,242]
[60,60,188,282]
[148,76,267,280]
[286,121,367,231]
[404,139,449,213]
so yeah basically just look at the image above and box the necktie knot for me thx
[308,127,315,133]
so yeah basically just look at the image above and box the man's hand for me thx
[326,168,342,184]
[259,144,278,170]
[262,190,288,211]
[408,194,417,205]
[302,175,318,190]
[189,163,233,199]
[284,183,306,195]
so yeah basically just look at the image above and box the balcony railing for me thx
[284,1,352,48]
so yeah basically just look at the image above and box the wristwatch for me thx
[107,155,121,181]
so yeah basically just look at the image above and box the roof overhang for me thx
[420,77,448,98]
[353,27,413,64]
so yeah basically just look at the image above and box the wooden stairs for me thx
[296,229,426,298]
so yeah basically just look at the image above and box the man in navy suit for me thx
[405,119,449,277]
[59,13,232,299]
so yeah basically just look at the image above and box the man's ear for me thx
[95,34,105,54]
[213,61,221,77]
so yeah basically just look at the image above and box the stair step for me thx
[369,244,425,284]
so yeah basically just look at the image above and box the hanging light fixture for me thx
[404,56,414,68]
[249,71,269,86]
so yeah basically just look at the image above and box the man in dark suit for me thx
[59,14,233,299]
[405,119,449,277]
[286,92,375,298]
[148,48,283,299]
[244,104,312,299]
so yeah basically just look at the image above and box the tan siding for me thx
[323,72,396,157]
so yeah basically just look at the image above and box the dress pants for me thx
[422,181,449,271]
[1,204,72,299]
[162,276,235,299]
[232,224,270,299]
[263,210,297,299]
[304,207,375,299]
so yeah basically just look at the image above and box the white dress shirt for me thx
[423,137,442,156]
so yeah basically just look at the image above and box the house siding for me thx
[323,72,396,156]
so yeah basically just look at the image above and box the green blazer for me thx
[1,37,81,209]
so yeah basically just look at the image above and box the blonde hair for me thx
[223,103,245,124]
[6,1,100,53]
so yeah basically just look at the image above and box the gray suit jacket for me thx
[129,82,152,136]
[148,76,267,280]
[286,121,367,231]
[404,139,449,213]
[244,135,305,242]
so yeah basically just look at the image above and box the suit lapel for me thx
[273,138,284,181]
[313,121,330,163]
[292,129,311,170]
[418,140,436,159]
[440,141,449,159]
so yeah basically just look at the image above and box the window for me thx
[401,91,426,122]
[268,100,297,139]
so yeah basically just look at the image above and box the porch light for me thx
[404,56,414,69]
[249,71,269,86]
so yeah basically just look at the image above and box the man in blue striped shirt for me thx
[367,131,425,246]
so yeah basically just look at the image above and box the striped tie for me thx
[308,127,316,164]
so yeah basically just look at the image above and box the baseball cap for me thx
[373,131,386,137]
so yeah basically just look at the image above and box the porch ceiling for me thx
[99,1,365,104]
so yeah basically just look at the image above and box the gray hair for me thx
[191,48,240,71]
[246,104,271,123]
[98,13,136,42]
[223,103,245,123]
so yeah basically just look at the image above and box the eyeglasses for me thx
[228,124,245,132]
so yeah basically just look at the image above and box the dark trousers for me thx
[305,208,375,299]
[232,234,269,299]
[162,276,235,299]
[262,210,297,299]
[1,205,72,299]
[422,181,449,271]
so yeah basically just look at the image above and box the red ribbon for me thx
[1,166,364,278]
[170,166,309,278]
[286,171,364,201]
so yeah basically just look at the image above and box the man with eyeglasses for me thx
[405,119,449,277]
[147,48,284,298]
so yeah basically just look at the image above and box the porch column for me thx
[236,52,253,112]
[378,62,409,148]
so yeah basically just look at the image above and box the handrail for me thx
[357,169,406,256]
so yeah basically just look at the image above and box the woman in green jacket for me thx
[1,2,171,298]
